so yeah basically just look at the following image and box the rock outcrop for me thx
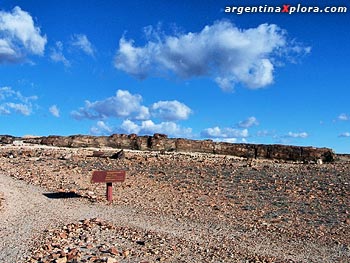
[0,133,335,162]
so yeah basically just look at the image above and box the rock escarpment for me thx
[0,133,335,162]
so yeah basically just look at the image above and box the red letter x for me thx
[282,4,290,12]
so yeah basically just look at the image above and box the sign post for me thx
[91,170,126,202]
[106,182,113,201]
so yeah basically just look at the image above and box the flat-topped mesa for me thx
[0,133,335,163]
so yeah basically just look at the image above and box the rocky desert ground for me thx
[0,142,349,262]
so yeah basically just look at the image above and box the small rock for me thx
[13,140,24,146]
[87,191,97,199]
[108,247,119,255]
[67,248,78,261]
[59,232,68,239]
[59,153,72,160]
[110,150,125,160]
[122,250,130,257]
[107,257,118,263]
[55,257,67,263]
[86,244,94,249]
[136,240,145,246]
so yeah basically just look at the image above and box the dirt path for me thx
[0,174,87,261]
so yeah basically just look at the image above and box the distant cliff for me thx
[0,133,335,163]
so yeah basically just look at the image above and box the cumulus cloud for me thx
[286,131,308,138]
[0,6,47,63]
[49,105,60,117]
[339,132,350,138]
[114,20,309,91]
[71,34,95,56]
[237,116,259,128]
[72,90,193,124]
[151,100,192,121]
[90,121,113,135]
[201,126,248,139]
[119,119,192,137]
[337,113,350,121]
[50,41,70,67]
[71,89,150,120]
[71,89,194,137]
[0,86,37,115]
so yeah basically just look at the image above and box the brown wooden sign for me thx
[91,170,126,183]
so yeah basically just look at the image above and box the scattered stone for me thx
[13,140,24,146]
[108,247,119,255]
[106,257,117,263]
[59,153,72,160]
[122,249,130,257]
[54,257,67,263]
[0,143,348,263]
[136,241,145,246]
[110,150,125,160]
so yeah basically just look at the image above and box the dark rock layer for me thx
[0,133,335,162]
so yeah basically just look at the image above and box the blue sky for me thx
[0,0,349,153]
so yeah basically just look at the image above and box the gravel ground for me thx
[0,144,349,262]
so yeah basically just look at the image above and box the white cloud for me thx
[338,113,350,121]
[220,138,238,143]
[120,119,140,134]
[71,34,95,56]
[50,41,70,67]
[0,105,10,115]
[49,105,60,117]
[119,119,192,137]
[90,121,113,135]
[114,38,154,79]
[0,6,47,63]
[0,86,16,100]
[114,20,309,91]
[256,130,275,137]
[0,39,16,61]
[201,126,248,139]
[5,102,31,115]
[72,90,194,137]
[238,116,259,128]
[71,89,150,120]
[339,132,350,138]
[286,131,308,138]
[211,137,248,143]
[0,86,37,115]
[151,100,192,121]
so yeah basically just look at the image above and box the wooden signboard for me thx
[91,170,126,183]
[91,170,126,202]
